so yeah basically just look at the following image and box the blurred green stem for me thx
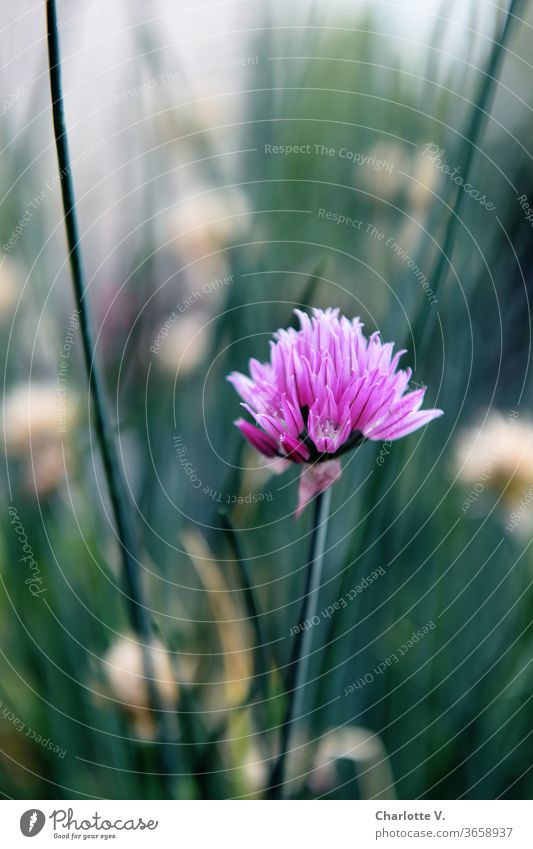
[220,511,270,712]
[267,487,331,799]
[46,0,174,796]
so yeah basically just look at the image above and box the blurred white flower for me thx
[356,141,410,200]
[407,151,440,212]
[241,741,268,797]
[2,382,79,496]
[310,727,395,799]
[454,410,533,534]
[165,85,231,144]
[2,382,78,454]
[454,411,533,489]
[356,144,440,260]
[162,187,250,260]
[26,442,72,498]
[102,634,178,738]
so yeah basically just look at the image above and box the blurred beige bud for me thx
[454,411,533,495]
[2,382,79,455]
[241,742,268,797]
[408,151,440,212]
[163,188,249,259]
[356,142,409,200]
[310,727,395,799]
[25,442,72,497]
[3,382,79,495]
[454,411,533,534]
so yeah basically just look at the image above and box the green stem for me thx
[411,0,525,353]
[46,0,174,796]
[267,487,331,799]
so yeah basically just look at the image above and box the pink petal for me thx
[229,308,443,463]
[227,372,256,406]
[293,352,312,407]
[255,412,286,440]
[281,393,304,437]
[370,408,443,441]
[362,387,425,438]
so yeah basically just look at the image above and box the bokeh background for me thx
[1,0,533,800]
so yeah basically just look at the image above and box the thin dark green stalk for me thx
[46,0,174,796]
[267,488,331,799]
[411,0,525,353]
[220,511,270,710]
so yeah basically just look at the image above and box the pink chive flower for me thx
[228,308,443,516]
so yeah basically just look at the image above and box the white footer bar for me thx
[2,800,530,848]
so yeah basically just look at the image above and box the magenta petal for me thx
[249,358,271,383]
[228,308,442,467]
[280,434,310,463]
[227,372,257,406]
[255,412,286,440]
[293,353,312,407]
[235,419,279,457]
[296,459,342,518]
[281,393,304,437]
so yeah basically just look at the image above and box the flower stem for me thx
[46,0,174,796]
[267,487,331,799]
